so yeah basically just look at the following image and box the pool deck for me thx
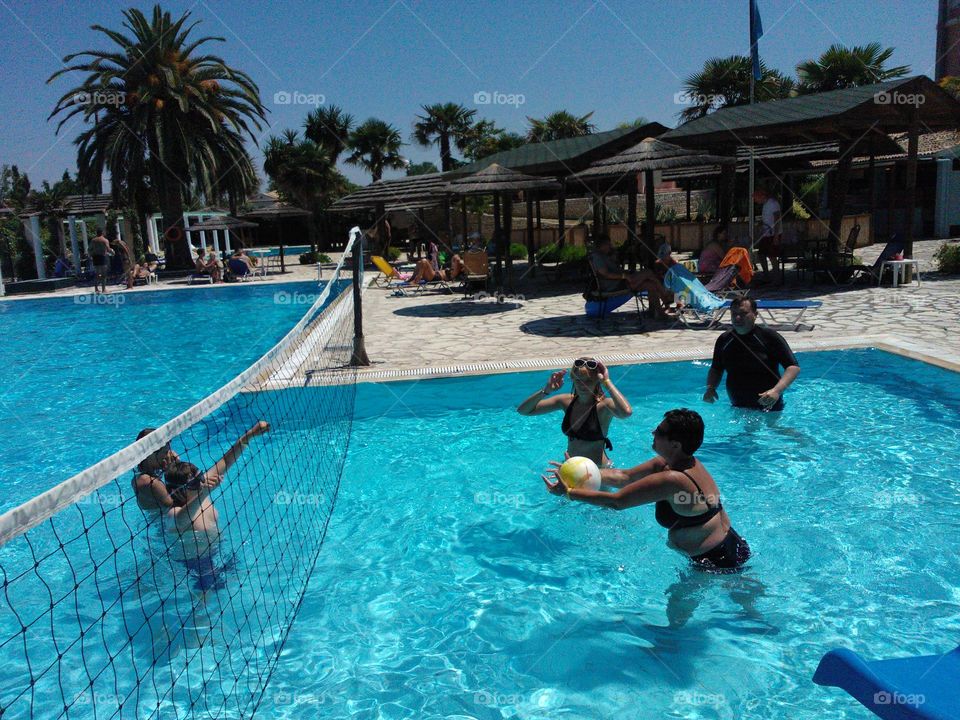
[355,238,960,381]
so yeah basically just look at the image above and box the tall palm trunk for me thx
[439,133,452,172]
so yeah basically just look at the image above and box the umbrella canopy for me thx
[444,163,560,196]
[572,137,735,181]
[185,215,258,232]
[240,203,311,219]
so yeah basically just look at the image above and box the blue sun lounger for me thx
[663,264,821,330]
[813,645,960,719]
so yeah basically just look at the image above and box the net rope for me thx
[0,228,364,719]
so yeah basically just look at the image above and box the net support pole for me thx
[350,232,370,366]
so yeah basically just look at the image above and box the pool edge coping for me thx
[348,334,960,384]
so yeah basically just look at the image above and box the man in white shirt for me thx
[753,189,781,279]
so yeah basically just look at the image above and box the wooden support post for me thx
[557,187,566,248]
[627,177,638,272]
[493,194,502,288]
[644,169,656,269]
[504,195,514,288]
[828,145,855,252]
[685,181,692,222]
[525,195,535,276]
[904,106,920,259]
[868,152,878,244]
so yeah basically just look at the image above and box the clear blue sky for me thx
[0,0,939,190]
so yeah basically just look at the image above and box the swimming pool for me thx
[259,245,311,257]
[259,348,960,719]
[0,280,345,511]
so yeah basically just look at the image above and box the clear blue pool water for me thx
[261,348,960,719]
[0,280,344,512]
[2,348,958,719]
[261,245,311,257]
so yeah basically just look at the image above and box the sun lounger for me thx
[371,255,411,288]
[664,264,821,330]
[190,273,213,285]
[814,644,960,719]
[459,250,490,295]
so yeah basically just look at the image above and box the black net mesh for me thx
[0,249,359,718]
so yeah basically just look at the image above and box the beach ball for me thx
[559,456,601,490]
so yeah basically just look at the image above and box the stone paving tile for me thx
[359,239,960,377]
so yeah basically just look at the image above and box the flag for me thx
[750,0,764,81]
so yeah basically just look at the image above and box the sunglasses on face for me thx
[573,359,599,370]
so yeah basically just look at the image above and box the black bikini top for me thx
[655,468,722,529]
[561,397,613,450]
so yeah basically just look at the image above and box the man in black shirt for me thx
[703,297,800,411]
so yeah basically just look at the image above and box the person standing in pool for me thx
[703,297,800,412]
[517,357,632,467]
[132,428,178,511]
[164,420,270,593]
[543,409,750,573]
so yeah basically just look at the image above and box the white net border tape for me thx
[0,228,364,547]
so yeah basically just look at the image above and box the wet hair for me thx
[136,427,156,441]
[164,460,203,503]
[659,409,704,455]
[96,227,104,235]
[732,296,757,313]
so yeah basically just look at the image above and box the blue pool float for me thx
[813,645,960,719]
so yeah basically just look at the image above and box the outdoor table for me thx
[879,259,920,288]
[248,250,270,278]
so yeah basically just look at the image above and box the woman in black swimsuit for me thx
[517,357,632,466]
[543,408,750,573]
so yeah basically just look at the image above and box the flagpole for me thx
[748,0,757,256]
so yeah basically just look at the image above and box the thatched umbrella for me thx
[573,138,735,267]
[445,164,560,286]
[185,215,258,261]
[241,203,311,273]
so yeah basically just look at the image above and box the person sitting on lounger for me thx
[194,247,222,283]
[703,297,800,411]
[698,225,729,275]
[517,357,632,467]
[408,253,465,284]
[589,235,675,320]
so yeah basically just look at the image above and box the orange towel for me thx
[719,247,754,284]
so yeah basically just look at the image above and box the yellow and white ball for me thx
[559,456,601,490]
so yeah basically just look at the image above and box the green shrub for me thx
[933,242,960,273]
[509,242,528,260]
[385,246,402,261]
[298,251,332,264]
[537,243,559,262]
[558,245,587,264]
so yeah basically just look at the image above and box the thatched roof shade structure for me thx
[329,172,448,212]
[238,203,313,273]
[444,163,561,195]
[185,215,257,232]
[572,137,735,182]
[662,76,960,253]
[451,123,669,178]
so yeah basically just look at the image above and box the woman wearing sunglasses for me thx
[543,408,750,573]
[517,357,632,466]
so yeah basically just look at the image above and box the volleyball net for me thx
[0,228,365,719]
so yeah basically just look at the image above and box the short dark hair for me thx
[733,296,757,313]
[712,223,728,241]
[595,234,612,247]
[165,461,203,500]
[96,227,104,234]
[660,409,704,455]
[137,427,156,441]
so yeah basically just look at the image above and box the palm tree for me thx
[406,161,439,176]
[412,103,477,171]
[461,120,527,161]
[346,119,407,182]
[617,116,650,129]
[47,5,266,266]
[304,105,354,165]
[526,110,595,142]
[796,43,910,93]
[679,56,794,122]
